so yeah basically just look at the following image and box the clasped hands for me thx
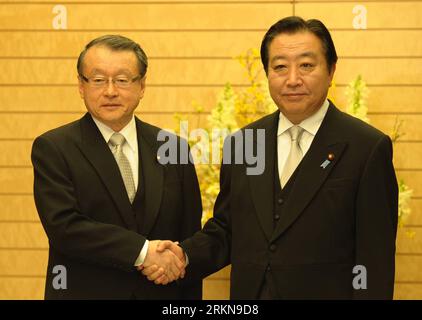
[137,240,185,285]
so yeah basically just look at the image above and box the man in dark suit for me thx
[146,16,398,299]
[31,35,202,299]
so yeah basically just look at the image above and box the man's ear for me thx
[139,76,147,99]
[329,64,336,83]
[78,76,85,99]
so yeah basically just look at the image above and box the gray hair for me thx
[77,34,148,77]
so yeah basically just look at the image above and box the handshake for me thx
[137,240,186,285]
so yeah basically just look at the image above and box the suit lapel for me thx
[136,118,164,236]
[271,103,348,242]
[247,111,279,241]
[77,113,137,231]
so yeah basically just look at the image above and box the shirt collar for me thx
[277,99,329,136]
[91,116,137,152]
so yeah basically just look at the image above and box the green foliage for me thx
[346,75,370,123]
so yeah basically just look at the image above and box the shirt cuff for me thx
[184,252,189,266]
[134,239,149,267]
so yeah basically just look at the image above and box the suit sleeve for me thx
[179,144,203,242]
[177,143,204,299]
[354,134,398,299]
[31,135,145,272]
[181,138,233,279]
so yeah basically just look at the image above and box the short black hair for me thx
[260,16,337,74]
[77,34,148,77]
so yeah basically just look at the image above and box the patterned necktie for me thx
[280,125,304,188]
[108,133,136,203]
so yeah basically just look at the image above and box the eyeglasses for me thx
[80,74,142,88]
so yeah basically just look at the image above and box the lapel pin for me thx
[320,160,330,169]
[320,153,335,169]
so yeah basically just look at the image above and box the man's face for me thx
[78,45,146,131]
[267,31,335,124]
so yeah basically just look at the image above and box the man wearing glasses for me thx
[31,35,202,299]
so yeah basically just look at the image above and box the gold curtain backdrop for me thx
[0,0,421,299]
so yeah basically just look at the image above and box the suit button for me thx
[277,198,283,205]
[269,244,276,252]
[274,214,280,221]
[266,265,271,271]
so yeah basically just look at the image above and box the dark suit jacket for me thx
[182,102,398,299]
[31,113,202,299]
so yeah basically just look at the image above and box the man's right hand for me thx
[140,240,185,285]
[141,240,186,285]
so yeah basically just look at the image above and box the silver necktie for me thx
[109,133,136,203]
[280,126,304,188]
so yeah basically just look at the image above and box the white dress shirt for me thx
[277,100,329,186]
[91,116,147,266]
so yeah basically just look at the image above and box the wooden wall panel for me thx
[0,168,33,194]
[370,115,422,141]
[314,59,422,85]
[0,141,34,167]
[0,250,47,276]
[0,277,44,300]
[0,3,292,30]
[392,171,422,197]
[2,1,419,31]
[0,195,39,221]
[0,31,264,58]
[0,114,82,139]
[296,2,422,29]
[394,143,422,169]
[0,223,47,249]
[394,283,422,300]
[2,30,422,58]
[202,279,230,300]
[203,265,231,300]
[333,86,422,114]
[405,199,422,226]
[397,228,422,253]
[332,30,422,57]
[2,0,281,2]
[396,255,422,282]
